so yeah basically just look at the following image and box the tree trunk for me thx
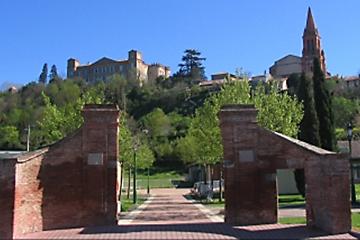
[127,168,131,199]
[219,166,223,202]
[209,165,213,191]
[203,164,207,184]
[119,162,124,200]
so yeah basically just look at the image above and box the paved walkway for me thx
[20,188,359,239]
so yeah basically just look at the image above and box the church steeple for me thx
[301,7,327,76]
[305,7,317,33]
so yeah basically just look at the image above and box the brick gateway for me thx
[219,105,351,234]
[0,104,352,238]
[0,105,120,239]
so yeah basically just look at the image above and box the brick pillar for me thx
[306,155,351,234]
[219,104,277,225]
[81,104,120,225]
[0,159,16,239]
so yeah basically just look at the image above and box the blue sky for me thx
[0,0,359,87]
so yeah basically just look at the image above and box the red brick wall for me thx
[0,159,16,239]
[1,104,120,239]
[219,104,351,234]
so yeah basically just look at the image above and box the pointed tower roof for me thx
[304,7,318,34]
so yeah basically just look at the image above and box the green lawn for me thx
[120,194,147,212]
[278,194,305,207]
[279,217,306,224]
[355,184,360,200]
[280,213,360,231]
[123,169,185,189]
[197,194,305,208]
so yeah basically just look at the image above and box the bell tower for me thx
[301,7,327,76]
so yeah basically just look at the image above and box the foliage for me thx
[39,63,48,84]
[137,143,155,169]
[119,113,134,169]
[332,96,359,128]
[0,125,22,149]
[313,58,336,151]
[141,108,171,139]
[336,127,360,140]
[177,49,206,84]
[49,64,59,82]
[297,73,321,146]
[177,80,303,169]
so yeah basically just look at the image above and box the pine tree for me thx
[49,64,59,82]
[39,63,48,84]
[294,73,321,197]
[313,58,336,151]
[177,49,206,84]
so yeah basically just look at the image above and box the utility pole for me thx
[133,149,137,204]
[26,125,31,152]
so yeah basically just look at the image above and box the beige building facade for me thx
[67,50,170,86]
[269,55,302,78]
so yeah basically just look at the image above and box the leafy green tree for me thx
[105,74,128,110]
[332,96,359,128]
[0,125,22,149]
[36,92,65,145]
[313,58,336,151]
[177,49,206,84]
[39,63,48,84]
[178,80,303,182]
[141,108,171,140]
[118,113,135,199]
[137,143,155,169]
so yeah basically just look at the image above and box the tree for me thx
[177,79,303,183]
[0,125,21,149]
[297,73,321,146]
[313,58,336,151]
[333,96,359,128]
[137,143,155,169]
[49,64,59,82]
[286,73,301,97]
[118,113,134,199]
[39,63,48,84]
[177,49,206,84]
[295,73,321,196]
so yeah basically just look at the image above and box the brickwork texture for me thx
[0,104,120,239]
[219,104,351,234]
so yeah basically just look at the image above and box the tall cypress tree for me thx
[298,73,321,146]
[294,73,321,196]
[313,58,336,151]
[39,63,48,84]
[49,64,59,82]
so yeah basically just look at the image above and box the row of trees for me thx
[39,63,59,84]
[288,58,337,196]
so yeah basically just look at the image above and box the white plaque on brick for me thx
[239,150,255,163]
[88,153,103,165]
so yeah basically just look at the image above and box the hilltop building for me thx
[67,50,170,86]
[269,55,302,78]
[270,7,328,79]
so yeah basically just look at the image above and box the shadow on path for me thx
[79,222,341,239]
